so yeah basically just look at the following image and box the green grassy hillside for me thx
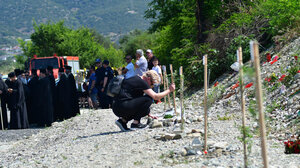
[0,0,151,46]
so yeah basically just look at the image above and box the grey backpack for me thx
[107,75,124,97]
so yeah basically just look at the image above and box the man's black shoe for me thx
[131,123,147,129]
[115,119,131,132]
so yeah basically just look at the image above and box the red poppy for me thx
[295,56,298,61]
[266,53,271,62]
[279,75,286,81]
[54,53,57,57]
[298,70,300,73]
[231,82,239,90]
[270,59,278,65]
[204,150,208,154]
[214,81,219,87]
[245,82,253,88]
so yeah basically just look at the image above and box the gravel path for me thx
[0,105,299,168]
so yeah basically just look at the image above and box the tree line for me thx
[17,0,300,88]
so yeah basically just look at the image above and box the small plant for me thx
[61,155,67,160]
[248,99,258,120]
[238,125,254,167]
[134,161,144,165]
[217,114,231,121]
[266,101,280,113]
[207,84,225,109]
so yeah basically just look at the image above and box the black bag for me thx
[107,75,124,97]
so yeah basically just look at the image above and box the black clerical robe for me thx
[0,79,8,129]
[5,79,29,129]
[37,77,54,127]
[28,76,39,124]
[67,73,80,117]
[56,74,72,120]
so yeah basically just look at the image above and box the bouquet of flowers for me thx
[284,135,300,154]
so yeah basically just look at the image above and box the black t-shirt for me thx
[95,67,107,86]
[117,76,150,101]
[106,66,114,81]
[148,56,160,70]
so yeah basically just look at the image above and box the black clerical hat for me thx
[40,69,46,74]
[65,66,72,70]
[103,60,109,65]
[32,69,37,75]
[8,72,16,78]
[47,66,53,71]
[14,69,21,76]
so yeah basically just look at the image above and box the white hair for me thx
[136,49,144,57]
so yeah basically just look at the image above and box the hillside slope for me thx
[0,0,151,45]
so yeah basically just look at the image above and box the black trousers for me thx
[112,95,152,122]
[0,98,8,129]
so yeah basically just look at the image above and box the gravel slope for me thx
[0,106,299,168]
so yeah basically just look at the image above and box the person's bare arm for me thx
[102,77,108,92]
[144,83,175,100]
[89,80,96,95]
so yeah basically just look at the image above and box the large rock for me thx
[213,142,228,149]
[150,120,163,128]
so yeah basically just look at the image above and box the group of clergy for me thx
[0,66,80,130]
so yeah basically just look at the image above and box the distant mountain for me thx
[0,0,151,46]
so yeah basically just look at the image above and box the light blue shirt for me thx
[135,56,148,76]
[125,62,135,79]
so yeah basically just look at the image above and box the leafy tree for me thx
[119,30,157,57]
[18,21,125,68]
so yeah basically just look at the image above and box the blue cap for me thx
[95,58,101,63]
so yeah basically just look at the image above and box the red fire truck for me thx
[28,55,80,79]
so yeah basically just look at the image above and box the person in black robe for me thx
[65,66,80,117]
[56,68,72,120]
[0,76,8,129]
[27,69,39,124]
[5,72,29,129]
[47,66,57,120]
[36,69,54,127]
[20,71,30,121]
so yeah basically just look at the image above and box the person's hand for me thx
[8,88,13,93]
[0,90,2,94]
[101,88,104,92]
[169,83,175,92]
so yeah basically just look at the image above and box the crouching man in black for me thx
[112,70,175,131]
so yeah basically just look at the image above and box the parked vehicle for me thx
[27,55,80,79]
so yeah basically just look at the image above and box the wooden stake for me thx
[169,64,177,115]
[238,47,248,168]
[203,55,208,151]
[0,99,4,130]
[164,66,171,109]
[179,66,184,130]
[252,41,269,168]
[162,65,167,111]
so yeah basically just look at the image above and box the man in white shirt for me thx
[123,55,136,79]
[134,49,148,76]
